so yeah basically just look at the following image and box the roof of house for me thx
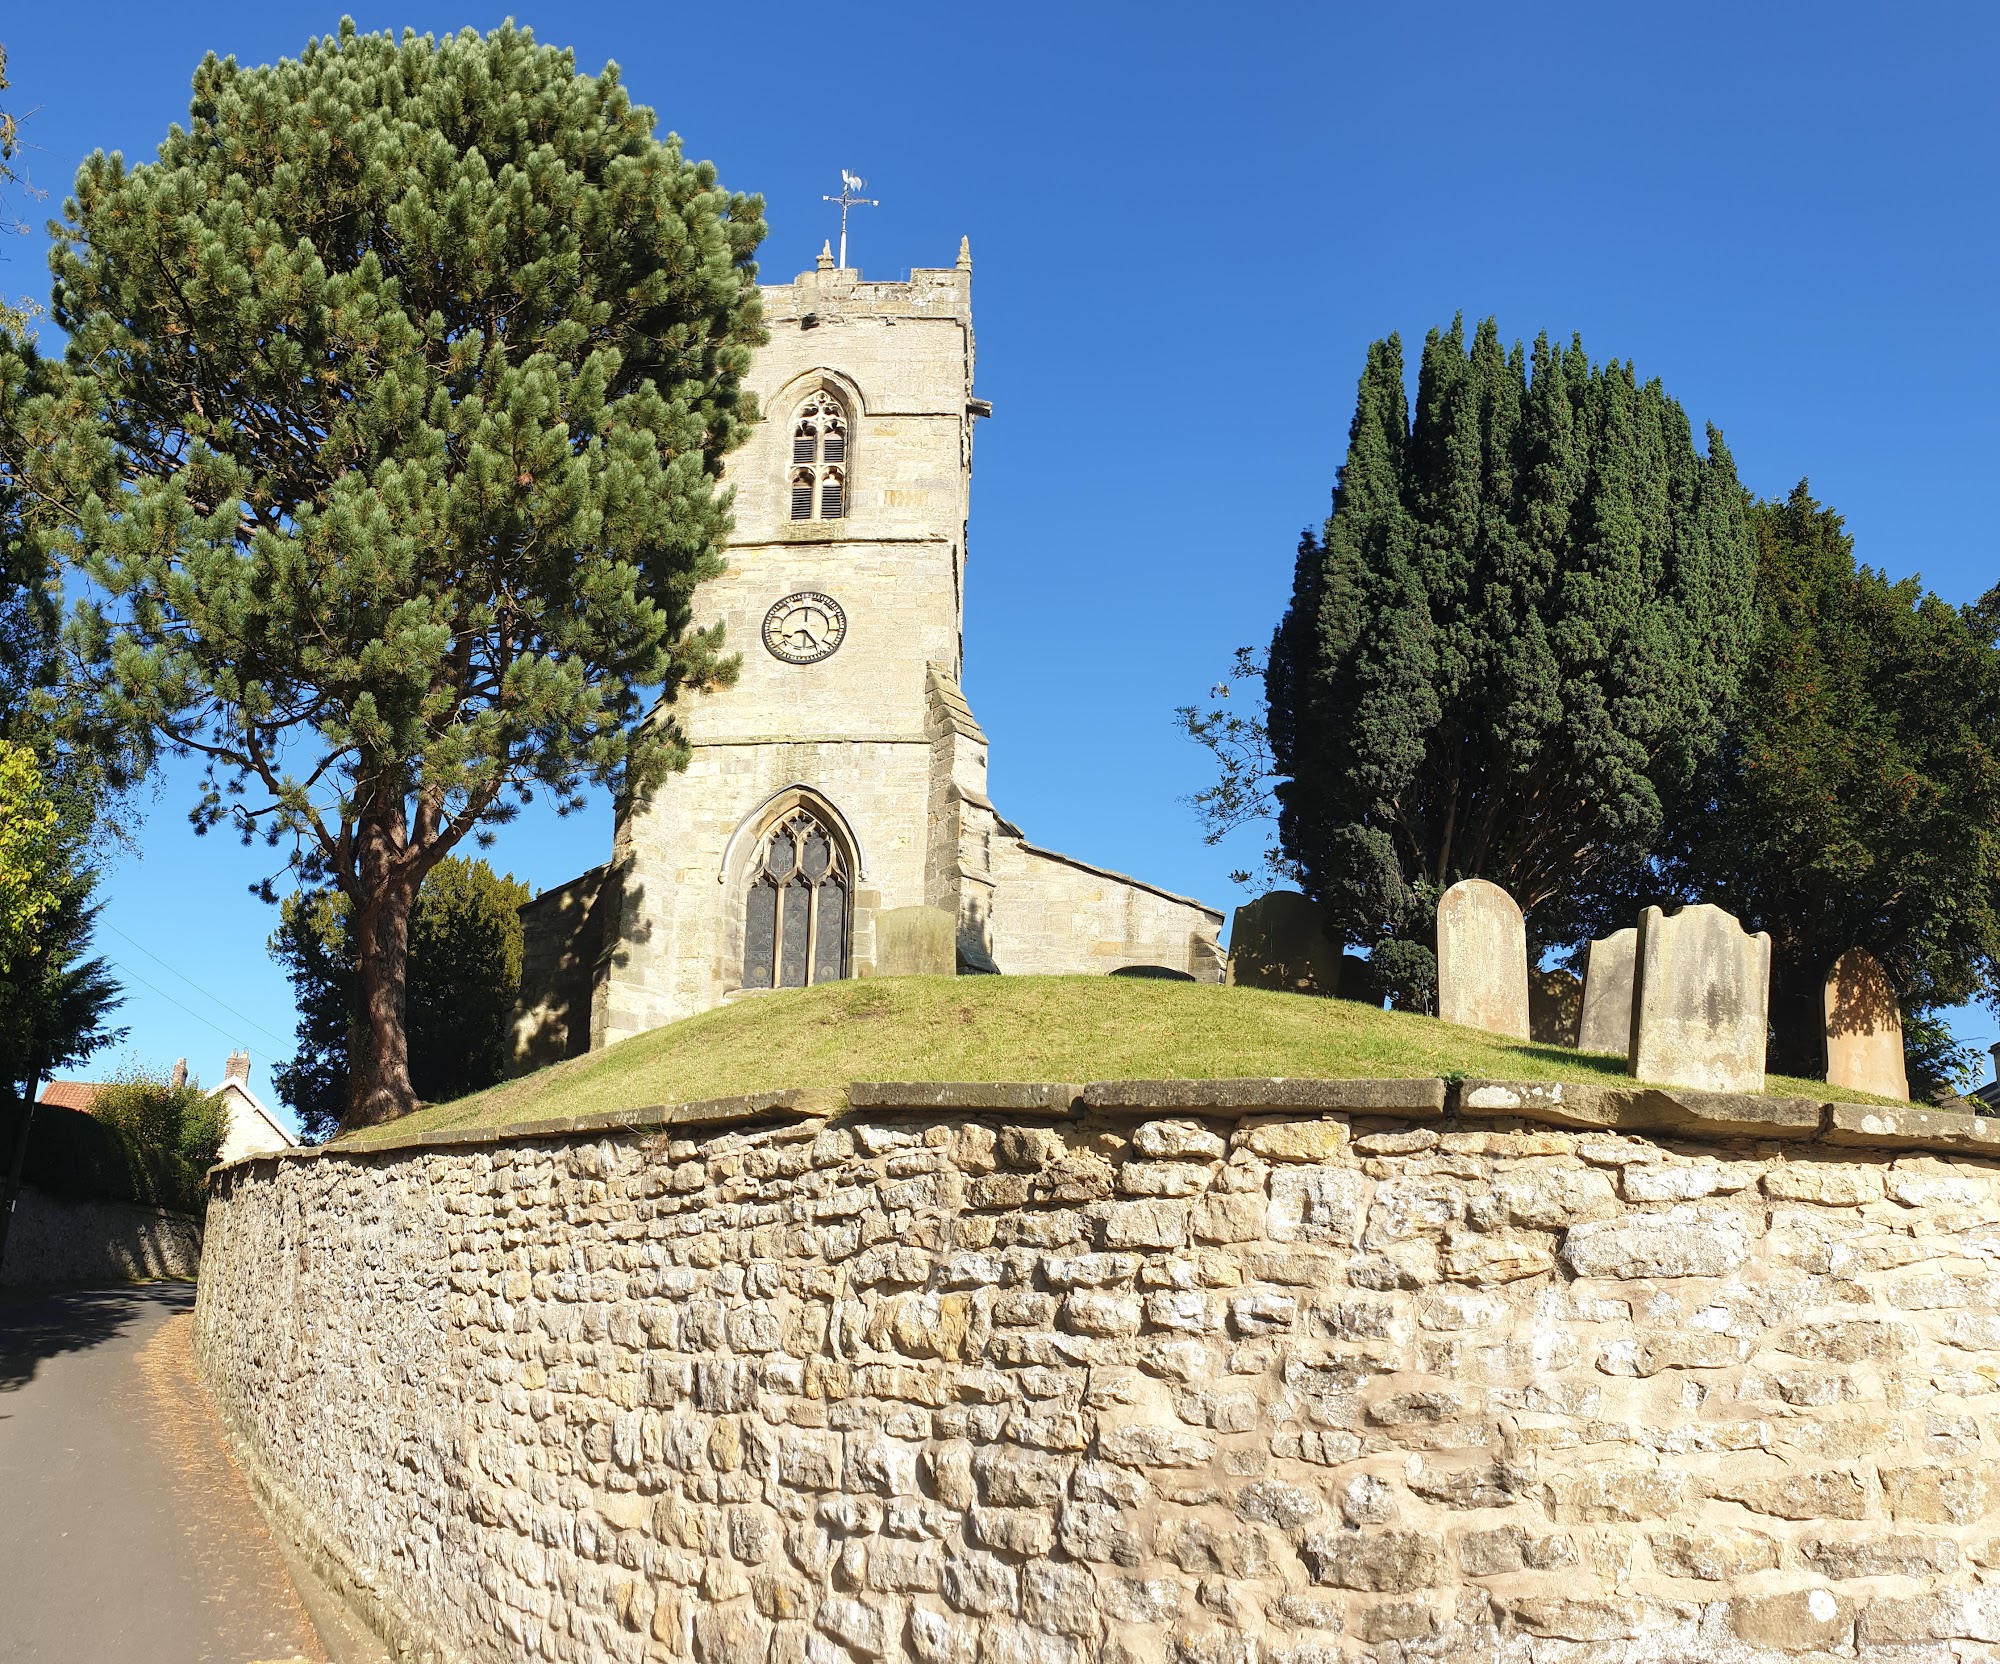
[38,1080,104,1113]
[211,1076,298,1149]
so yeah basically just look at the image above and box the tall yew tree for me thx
[1268,319,1754,1000]
[1656,485,2000,1088]
[0,23,765,1125]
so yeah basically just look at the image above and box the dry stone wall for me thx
[196,1080,2000,1664]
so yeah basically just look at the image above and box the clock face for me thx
[762,591,848,665]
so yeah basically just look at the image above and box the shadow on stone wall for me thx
[0,1186,201,1292]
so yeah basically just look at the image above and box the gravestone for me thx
[1339,952,1386,1008]
[1824,948,1910,1101]
[1226,891,1340,996]
[1577,927,1639,1057]
[1629,904,1772,1092]
[1436,879,1530,1040]
[870,905,958,977]
[1529,967,1582,1047]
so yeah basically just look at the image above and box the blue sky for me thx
[4,2,1996,1114]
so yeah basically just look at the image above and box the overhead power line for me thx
[101,922,292,1049]
[102,957,252,1053]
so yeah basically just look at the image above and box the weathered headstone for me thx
[1226,891,1340,996]
[1339,952,1386,1008]
[1435,879,1530,1040]
[870,905,958,977]
[1824,948,1910,1101]
[1529,967,1583,1047]
[1628,904,1772,1092]
[1577,927,1639,1057]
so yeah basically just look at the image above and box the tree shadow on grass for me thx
[0,1282,195,1397]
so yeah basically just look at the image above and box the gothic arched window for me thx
[788,390,848,521]
[742,807,850,989]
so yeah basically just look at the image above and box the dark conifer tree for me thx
[1268,319,1756,1004]
[1656,484,2000,1091]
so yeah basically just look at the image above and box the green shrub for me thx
[1,1067,222,1213]
[89,1069,223,1211]
[1,1097,152,1207]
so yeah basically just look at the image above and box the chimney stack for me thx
[170,1058,187,1090]
[224,1050,251,1088]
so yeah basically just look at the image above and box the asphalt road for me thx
[0,1282,326,1664]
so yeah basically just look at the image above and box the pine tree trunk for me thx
[345,819,421,1129]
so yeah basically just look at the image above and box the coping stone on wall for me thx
[1081,1076,1449,1115]
[212,1087,839,1174]
[1461,1078,1824,1137]
[1823,1099,2000,1154]
[209,1074,2000,1178]
[847,1081,1082,1115]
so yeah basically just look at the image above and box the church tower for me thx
[593,245,981,1044]
[511,244,1220,1067]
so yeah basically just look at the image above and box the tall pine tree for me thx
[1268,319,1755,1001]
[0,24,765,1126]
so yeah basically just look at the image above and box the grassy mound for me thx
[336,976,1873,1148]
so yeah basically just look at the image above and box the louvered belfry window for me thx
[742,807,851,989]
[788,390,848,520]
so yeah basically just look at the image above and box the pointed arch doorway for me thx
[742,805,851,989]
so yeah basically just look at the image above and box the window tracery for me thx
[742,806,850,988]
[788,390,848,520]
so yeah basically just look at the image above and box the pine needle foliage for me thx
[1268,318,1755,1001]
[0,22,766,1126]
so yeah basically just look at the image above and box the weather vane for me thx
[822,170,878,271]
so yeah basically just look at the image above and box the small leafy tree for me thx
[0,739,58,970]
[271,856,531,1141]
[1266,318,1755,1005]
[1,22,765,1126]
[1174,646,1298,890]
[0,825,123,1269]
[90,1066,227,1211]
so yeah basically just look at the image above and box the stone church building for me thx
[513,243,1221,1065]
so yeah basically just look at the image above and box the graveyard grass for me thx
[334,976,1891,1148]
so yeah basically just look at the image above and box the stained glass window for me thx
[742,807,850,989]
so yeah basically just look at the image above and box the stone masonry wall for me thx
[987,842,1225,982]
[195,1080,2000,1663]
[2,1183,201,1285]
